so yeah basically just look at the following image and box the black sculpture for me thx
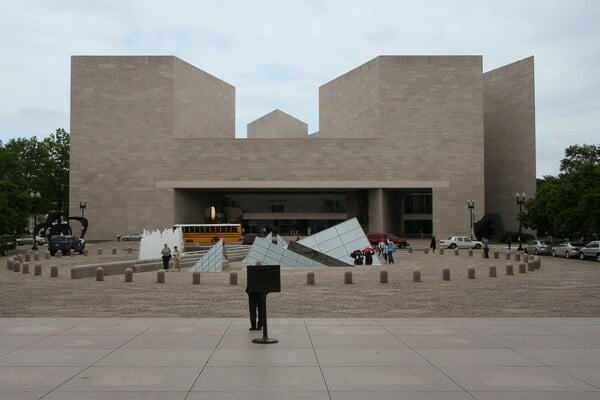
[34,212,89,240]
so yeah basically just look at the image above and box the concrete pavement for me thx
[0,318,599,399]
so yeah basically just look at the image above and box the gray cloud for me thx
[1,0,598,176]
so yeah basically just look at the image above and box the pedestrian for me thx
[483,237,489,258]
[378,239,386,258]
[386,238,395,264]
[160,243,171,269]
[173,245,181,271]
[364,247,374,265]
[506,236,512,251]
[246,261,263,331]
[117,234,120,242]
[430,236,436,253]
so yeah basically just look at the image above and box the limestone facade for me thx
[69,55,535,240]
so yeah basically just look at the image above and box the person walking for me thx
[483,237,489,258]
[160,243,171,270]
[506,236,512,251]
[386,238,395,264]
[173,245,181,271]
[246,261,263,331]
[378,239,386,261]
[430,236,437,253]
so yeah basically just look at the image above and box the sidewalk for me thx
[1,318,599,399]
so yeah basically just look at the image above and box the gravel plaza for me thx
[1,240,599,398]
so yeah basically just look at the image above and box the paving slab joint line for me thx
[305,322,334,397]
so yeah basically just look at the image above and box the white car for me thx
[15,235,46,246]
[552,242,585,258]
[439,236,483,249]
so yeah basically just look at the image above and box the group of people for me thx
[377,238,396,264]
[160,243,181,271]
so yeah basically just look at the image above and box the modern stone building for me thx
[69,55,535,240]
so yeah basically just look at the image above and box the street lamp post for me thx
[80,201,87,218]
[467,200,475,240]
[30,191,41,251]
[515,192,526,251]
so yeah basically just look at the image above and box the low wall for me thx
[70,257,205,279]
[70,259,158,279]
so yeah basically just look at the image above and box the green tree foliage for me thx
[522,144,600,239]
[0,129,70,234]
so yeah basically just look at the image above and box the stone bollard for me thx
[22,262,30,274]
[96,267,104,281]
[34,252,40,261]
[112,248,117,255]
[17,254,24,262]
[519,262,526,273]
[83,249,88,256]
[56,250,62,258]
[306,271,315,285]
[534,256,541,269]
[527,261,535,271]
[157,269,165,283]
[506,263,514,275]
[442,268,451,281]
[468,267,475,279]
[70,250,74,257]
[523,254,529,263]
[408,247,413,254]
[229,271,237,285]
[7,257,13,270]
[439,248,444,255]
[424,249,429,254]
[515,253,521,262]
[344,271,353,284]
[25,254,31,262]
[97,248,102,256]
[125,268,133,282]
[50,266,58,278]
[192,271,201,285]
[45,251,50,260]
[468,249,473,257]
[493,250,499,259]
[34,264,42,276]
[128,247,132,254]
[413,269,421,282]
[380,270,388,283]
[454,249,459,256]
[505,251,511,260]
[13,261,21,272]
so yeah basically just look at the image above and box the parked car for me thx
[121,232,143,241]
[48,235,85,256]
[366,233,410,248]
[1,236,16,256]
[579,241,600,261]
[439,236,482,249]
[15,235,46,246]
[524,240,553,255]
[552,242,585,258]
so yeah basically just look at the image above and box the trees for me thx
[522,144,600,239]
[0,129,70,235]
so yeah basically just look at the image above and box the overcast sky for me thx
[0,0,598,177]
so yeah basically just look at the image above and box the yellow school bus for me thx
[174,224,243,244]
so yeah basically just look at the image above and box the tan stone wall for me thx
[319,56,485,238]
[173,58,235,138]
[70,55,532,240]
[483,57,536,233]
[247,109,308,138]
[319,58,381,138]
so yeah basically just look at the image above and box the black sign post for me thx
[247,264,281,344]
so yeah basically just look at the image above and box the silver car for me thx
[524,240,553,255]
[121,232,143,241]
[579,241,600,262]
[552,242,585,258]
